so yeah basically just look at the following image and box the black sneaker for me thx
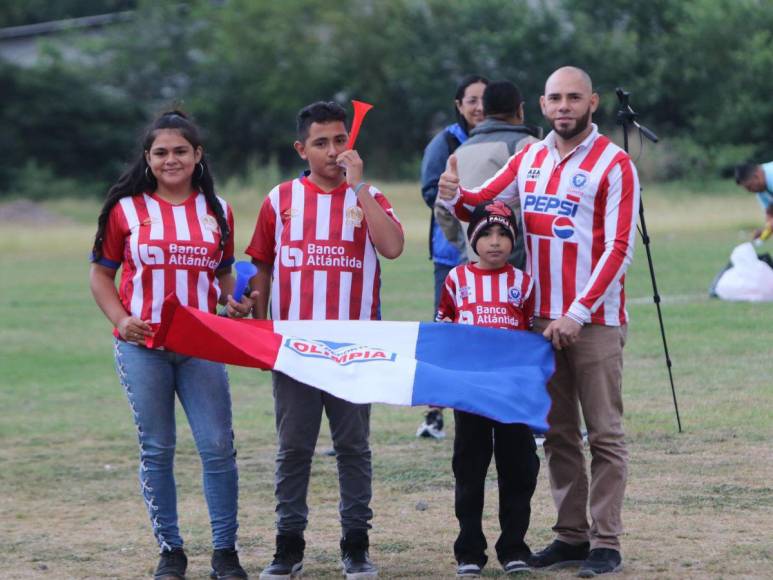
[577,548,622,577]
[502,558,529,574]
[456,562,482,577]
[527,540,589,569]
[210,547,248,579]
[259,534,305,579]
[341,530,378,579]
[416,409,445,439]
[155,547,187,580]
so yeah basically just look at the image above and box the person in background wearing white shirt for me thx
[734,162,773,239]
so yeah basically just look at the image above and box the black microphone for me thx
[615,87,658,143]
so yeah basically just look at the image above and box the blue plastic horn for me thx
[233,261,258,300]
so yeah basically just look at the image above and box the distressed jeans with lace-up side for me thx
[114,339,239,551]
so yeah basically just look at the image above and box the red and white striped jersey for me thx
[449,125,639,326]
[99,192,234,330]
[437,263,534,330]
[245,176,401,321]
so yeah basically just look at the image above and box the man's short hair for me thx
[734,163,760,184]
[483,81,523,117]
[297,101,347,141]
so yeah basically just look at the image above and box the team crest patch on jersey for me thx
[567,171,591,198]
[571,172,589,189]
[459,285,471,299]
[201,214,219,232]
[284,338,396,366]
[508,287,522,306]
[346,206,364,227]
[281,207,299,222]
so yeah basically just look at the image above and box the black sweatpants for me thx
[452,410,539,566]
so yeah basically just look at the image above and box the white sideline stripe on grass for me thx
[627,293,708,305]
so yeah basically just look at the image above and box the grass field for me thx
[1,180,772,579]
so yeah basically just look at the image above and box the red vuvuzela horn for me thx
[346,100,374,149]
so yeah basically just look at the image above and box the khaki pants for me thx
[532,318,628,550]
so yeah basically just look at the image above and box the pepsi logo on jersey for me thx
[522,194,578,240]
[552,216,575,239]
[523,194,579,217]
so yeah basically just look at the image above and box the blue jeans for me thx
[114,340,239,551]
[433,262,454,314]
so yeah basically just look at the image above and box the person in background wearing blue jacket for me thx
[416,74,488,439]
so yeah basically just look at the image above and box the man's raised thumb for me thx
[447,154,458,176]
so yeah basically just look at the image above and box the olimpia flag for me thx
[151,297,555,430]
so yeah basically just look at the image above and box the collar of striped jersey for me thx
[467,262,511,276]
[544,122,599,158]
[148,190,199,207]
[301,175,349,195]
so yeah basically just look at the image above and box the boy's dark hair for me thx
[92,110,228,262]
[297,101,347,141]
[483,81,523,117]
[734,162,760,184]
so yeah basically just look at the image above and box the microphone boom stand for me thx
[616,88,683,433]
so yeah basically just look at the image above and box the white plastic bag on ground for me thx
[714,242,773,302]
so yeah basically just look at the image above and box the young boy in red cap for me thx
[437,200,539,577]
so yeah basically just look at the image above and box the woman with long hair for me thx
[90,111,251,580]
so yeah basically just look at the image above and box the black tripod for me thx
[616,88,683,433]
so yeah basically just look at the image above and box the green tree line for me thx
[2,0,773,198]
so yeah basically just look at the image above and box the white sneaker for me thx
[456,562,482,577]
[503,559,529,574]
[416,410,446,439]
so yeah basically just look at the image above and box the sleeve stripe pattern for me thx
[568,147,640,325]
[117,197,144,320]
[453,143,532,217]
[577,155,638,312]
[271,182,291,321]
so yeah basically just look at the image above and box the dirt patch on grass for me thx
[2,428,771,579]
[0,200,72,225]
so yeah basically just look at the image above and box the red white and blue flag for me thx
[152,298,554,430]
